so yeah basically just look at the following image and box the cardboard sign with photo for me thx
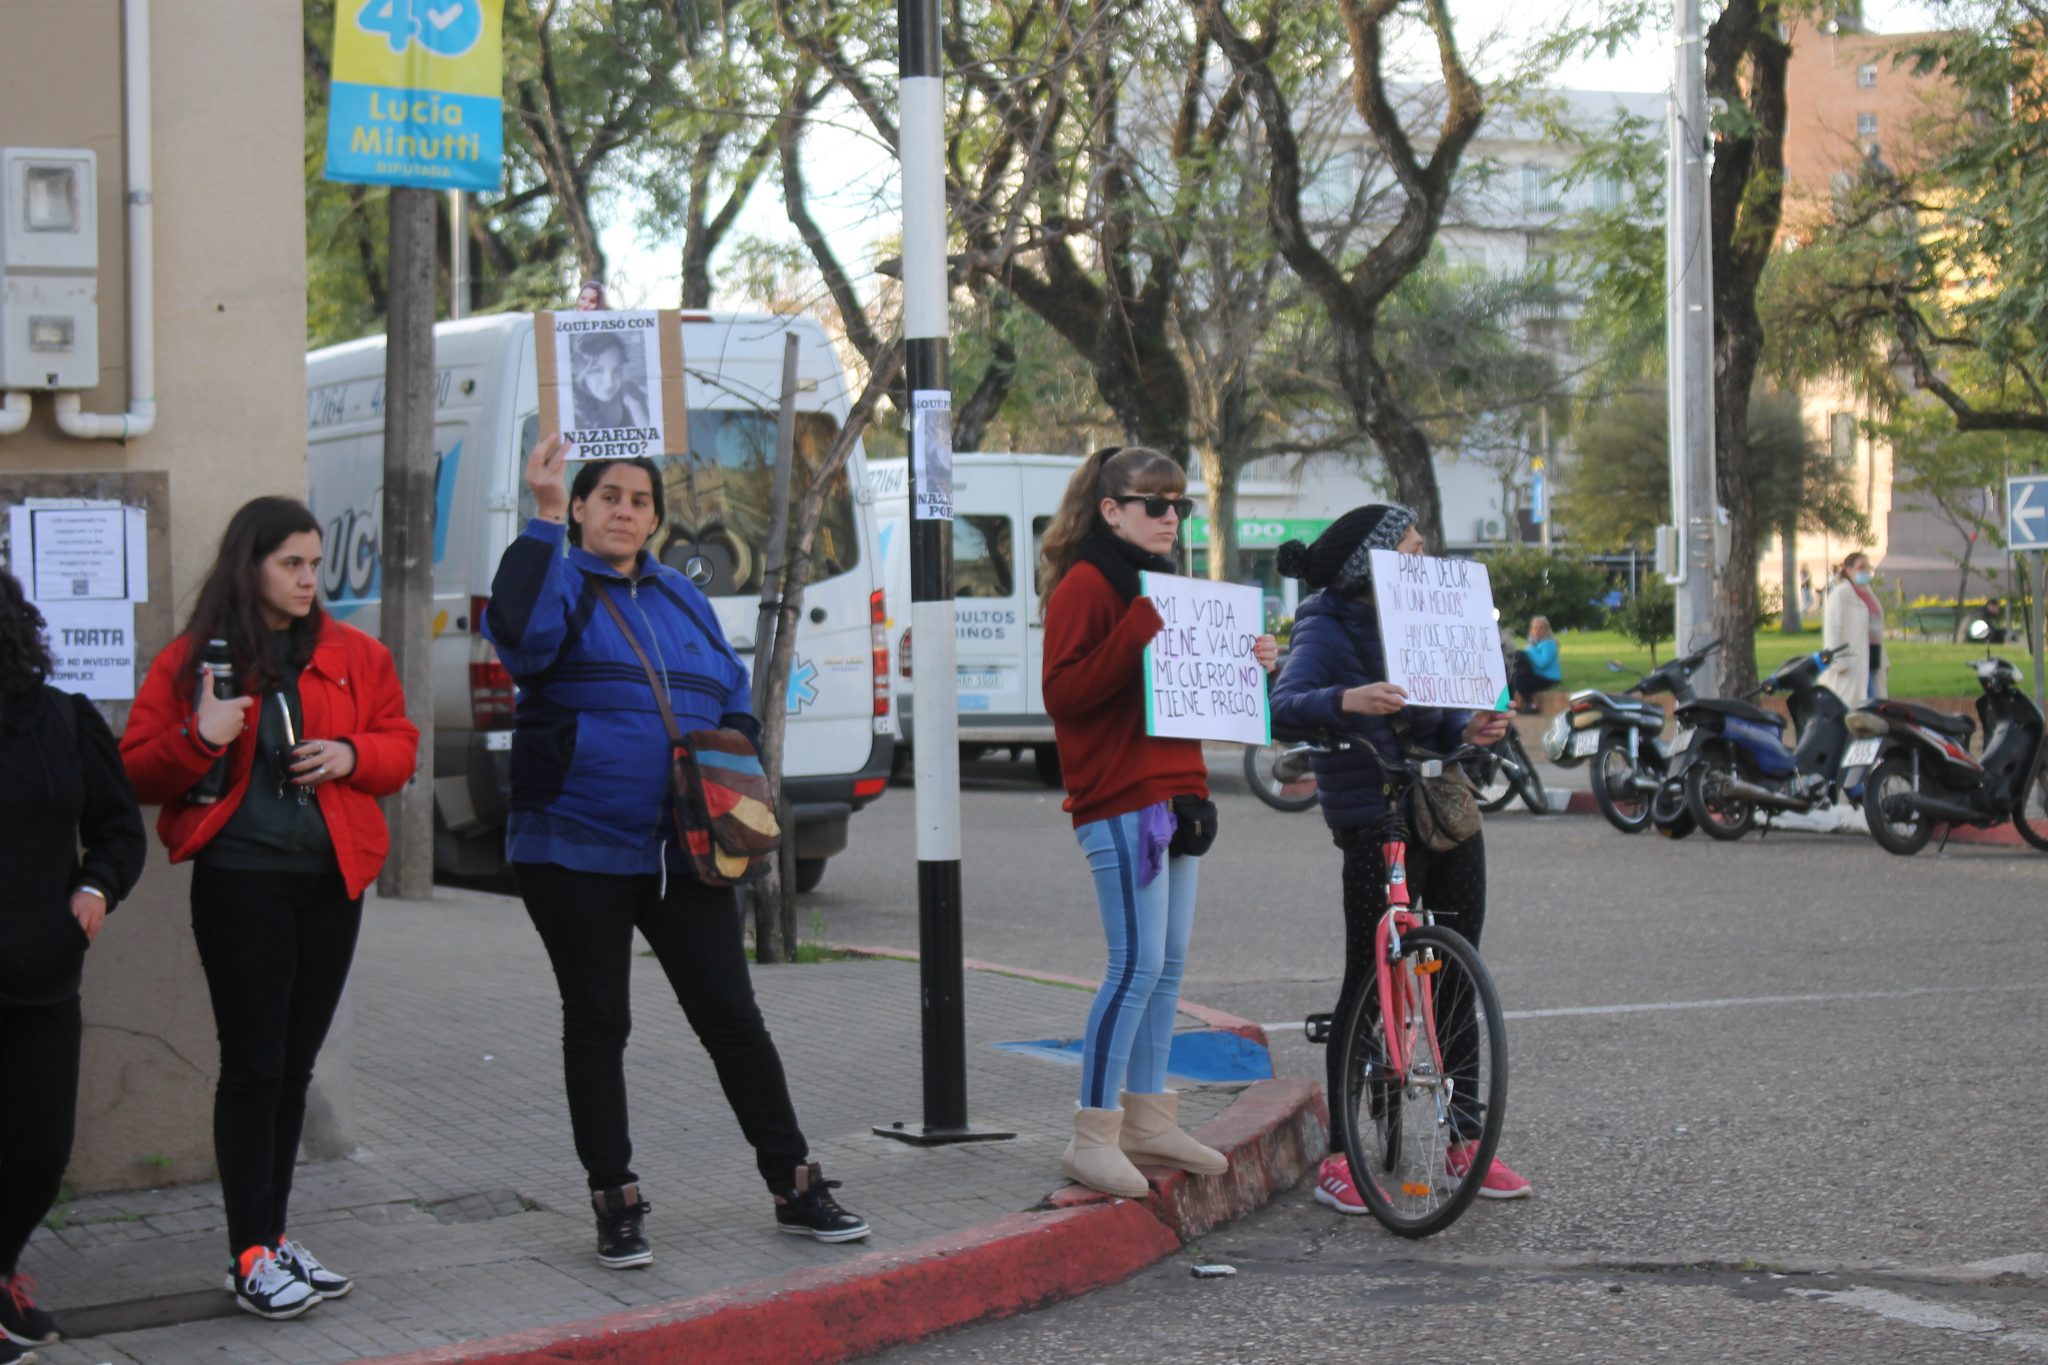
[534,310,689,459]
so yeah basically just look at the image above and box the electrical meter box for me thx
[0,148,100,391]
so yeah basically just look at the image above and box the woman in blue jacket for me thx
[484,435,867,1270]
[1268,505,1530,1214]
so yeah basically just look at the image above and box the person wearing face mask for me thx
[482,435,869,1272]
[1269,506,1529,1213]
[1823,552,1888,705]
[122,498,418,1322]
[1039,447,1280,1198]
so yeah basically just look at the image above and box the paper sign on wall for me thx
[1369,549,1511,712]
[40,600,135,701]
[1141,572,1270,745]
[534,311,688,459]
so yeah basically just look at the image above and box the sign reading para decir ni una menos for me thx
[1369,549,1511,712]
[323,0,506,192]
[1140,573,1270,746]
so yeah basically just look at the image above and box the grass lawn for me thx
[1553,628,2022,699]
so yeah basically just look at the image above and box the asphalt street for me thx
[810,750,2048,1361]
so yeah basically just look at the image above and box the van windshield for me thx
[655,409,858,597]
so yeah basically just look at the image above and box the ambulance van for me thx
[306,312,895,889]
[868,453,1080,787]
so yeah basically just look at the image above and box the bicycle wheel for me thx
[1243,742,1318,812]
[2013,745,2048,852]
[1505,732,1548,814]
[1335,924,1507,1238]
[1591,733,1653,833]
[1472,751,1517,813]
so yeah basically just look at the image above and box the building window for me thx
[1857,62,1878,88]
[1856,111,1879,137]
[1520,164,1559,213]
[1830,412,1858,466]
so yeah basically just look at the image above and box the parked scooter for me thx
[1542,639,1719,834]
[1851,656,2048,855]
[1668,645,1858,841]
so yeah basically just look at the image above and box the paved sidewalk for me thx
[20,887,1257,1365]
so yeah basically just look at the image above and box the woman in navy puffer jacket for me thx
[484,435,868,1271]
[1268,505,1530,1212]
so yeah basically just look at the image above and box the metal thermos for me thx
[188,639,237,804]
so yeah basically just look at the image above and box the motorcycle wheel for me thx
[1473,750,1518,813]
[1591,733,1654,834]
[1863,755,1933,856]
[1684,759,1755,841]
[1652,780,1696,839]
[2013,748,2048,852]
[1243,742,1318,812]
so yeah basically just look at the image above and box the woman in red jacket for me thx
[122,497,417,1323]
[1039,447,1276,1197]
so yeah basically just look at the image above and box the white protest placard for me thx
[1369,549,1511,712]
[1140,572,1270,744]
[40,600,136,701]
[534,310,688,459]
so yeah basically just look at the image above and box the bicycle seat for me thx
[1874,699,1975,739]
[1686,698,1787,729]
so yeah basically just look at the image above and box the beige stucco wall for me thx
[0,0,309,1190]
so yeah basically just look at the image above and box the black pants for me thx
[1329,827,1489,1151]
[1510,653,1558,707]
[0,998,80,1275]
[191,863,362,1255]
[514,862,808,1194]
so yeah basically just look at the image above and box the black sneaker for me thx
[592,1185,653,1269]
[277,1239,353,1299]
[0,1274,57,1346]
[228,1246,319,1321]
[774,1163,870,1243]
[0,1337,37,1364]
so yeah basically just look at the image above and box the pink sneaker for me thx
[1313,1154,1368,1215]
[1446,1143,1532,1199]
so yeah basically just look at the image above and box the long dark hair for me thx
[1037,446,1184,608]
[0,568,53,698]
[181,497,324,694]
[566,457,666,548]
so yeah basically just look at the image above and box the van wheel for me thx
[1034,745,1063,789]
[795,857,827,893]
[889,746,913,786]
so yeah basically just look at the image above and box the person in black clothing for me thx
[0,569,146,1361]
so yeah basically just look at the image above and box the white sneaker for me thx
[278,1239,353,1299]
[228,1247,319,1321]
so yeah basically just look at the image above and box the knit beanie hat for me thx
[1274,503,1417,591]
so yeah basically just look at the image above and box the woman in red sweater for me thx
[1040,447,1277,1197]
[123,498,417,1323]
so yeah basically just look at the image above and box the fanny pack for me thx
[1168,794,1219,858]
[598,591,780,886]
[1409,768,1481,852]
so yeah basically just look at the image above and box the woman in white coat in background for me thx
[1822,552,1889,705]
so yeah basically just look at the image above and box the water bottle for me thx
[188,639,237,804]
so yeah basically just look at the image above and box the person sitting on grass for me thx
[1509,616,1561,714]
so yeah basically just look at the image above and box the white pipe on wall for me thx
[0,392,30,436]
[57,0,155,442]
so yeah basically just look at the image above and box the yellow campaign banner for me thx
[323,0,505,192]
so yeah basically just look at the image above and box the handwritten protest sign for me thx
[1369,549,1511,712]
[534,310,688,459]
[1141,573,1270,745]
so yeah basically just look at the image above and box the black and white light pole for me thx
[1664,0,1719,692]
[877,0,1012,1146]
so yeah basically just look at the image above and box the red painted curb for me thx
[1544,790,2037,848]
[1564,790,1598,815]
[350,1201,1180,1365]
[831,944,1272,1049]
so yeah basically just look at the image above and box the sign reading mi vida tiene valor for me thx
[1140,573,1271,746]
[323,0,506,192]
[1369,550,1512,712]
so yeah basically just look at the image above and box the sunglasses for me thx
[1114,494,1195,521]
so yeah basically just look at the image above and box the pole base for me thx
[873,1122,1018,1147]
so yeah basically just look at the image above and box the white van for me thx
[868,453,1080,787]
[306,312,896,888]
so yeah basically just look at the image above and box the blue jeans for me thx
[1075,808,1200,1109]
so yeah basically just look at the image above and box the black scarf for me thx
[1077,522,1178,603]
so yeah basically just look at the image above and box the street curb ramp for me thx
[349,1076,1326,1365]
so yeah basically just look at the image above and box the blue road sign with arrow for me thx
[2009,475,2048,551]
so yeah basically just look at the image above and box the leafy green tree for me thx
[1480,546,1612,634]
[1618,577,1676,661]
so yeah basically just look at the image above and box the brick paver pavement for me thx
[19,886,1241,1365]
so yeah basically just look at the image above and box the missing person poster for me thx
[1140,572,1270,745]
[1369,549,1511,712]
[534,310,688,459]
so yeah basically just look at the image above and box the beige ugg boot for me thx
[1118,1091,1229,1176]
[1060,1107,1152,1198]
